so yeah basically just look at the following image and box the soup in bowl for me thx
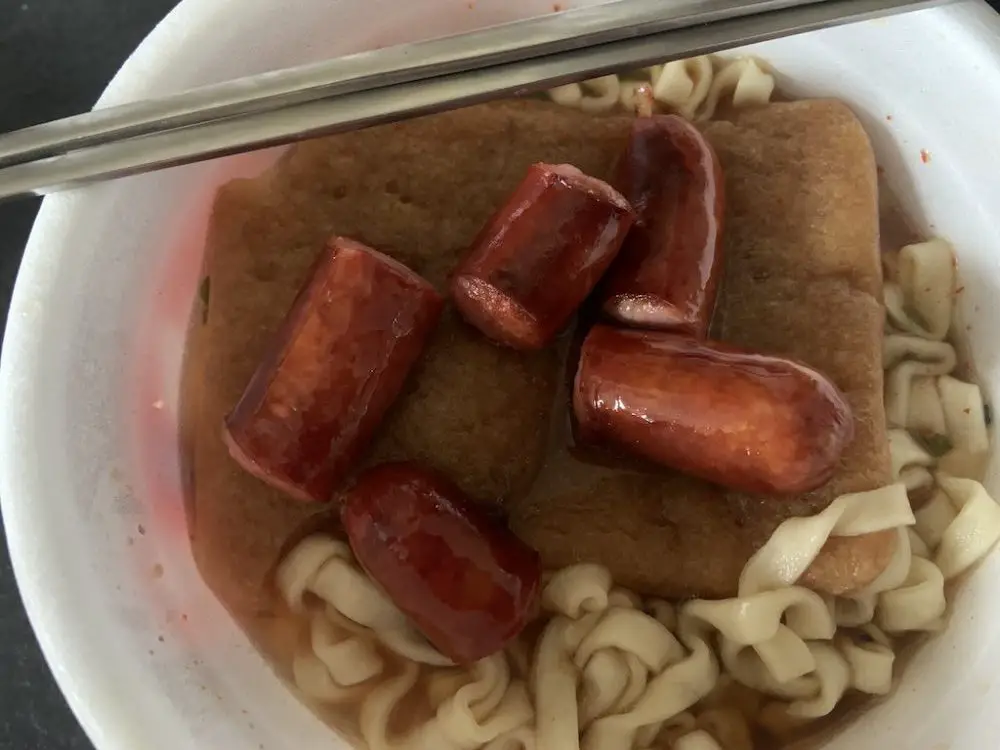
[3,1,1000,749]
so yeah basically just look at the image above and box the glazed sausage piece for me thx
[224,238,443,503]
[451,163,636,350]
[573,326,854,495]
[601,115,725,339]
[340,462,541,664]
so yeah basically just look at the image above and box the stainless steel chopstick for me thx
[0,0,945,201]
[0,0,859,167]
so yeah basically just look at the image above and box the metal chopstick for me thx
[0,0,945,201]
[0,0,865,168]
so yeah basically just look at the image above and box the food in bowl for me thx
[179,54,998,750]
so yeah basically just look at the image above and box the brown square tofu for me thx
[184,97,892,639]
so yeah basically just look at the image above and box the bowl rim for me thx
[4,1,1000,748]
[0,2,245,746]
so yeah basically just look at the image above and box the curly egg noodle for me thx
[274,63,999,750]
[545,56,775,120]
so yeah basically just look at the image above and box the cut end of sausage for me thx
[600,113,724,343]
[221,422,318,503]
[451,162,633,350]
[451,274,545,350]
[540,162,632,213]
[332,236,440,296]
[603,294,704,338]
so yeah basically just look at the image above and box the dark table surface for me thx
[2,1,999,749]
[0,5,181,748]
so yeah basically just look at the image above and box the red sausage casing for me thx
[573,326,854,495]
[601,115,725,338]
[451,163,635,350]
[224,238,443,503]
[340,462,541,664]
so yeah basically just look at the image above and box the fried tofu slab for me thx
[183,99,891,636]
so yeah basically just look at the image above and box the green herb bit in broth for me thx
[199,276,211,324]
[914,431,953,458]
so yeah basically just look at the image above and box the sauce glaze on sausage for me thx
[451,163,635,350]
[573,325,855,495]
[224,238,443,503]
[341,462,541,664]
[601,115,725,338]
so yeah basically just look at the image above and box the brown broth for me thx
[176,104,985,750]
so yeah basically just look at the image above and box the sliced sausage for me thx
[340,462,541,664]
[573,326,854,495]
[224,237,443,503]
[601,115,725,339]
[451,163,635,350]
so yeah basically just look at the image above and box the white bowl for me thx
[3,0,1000,748]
